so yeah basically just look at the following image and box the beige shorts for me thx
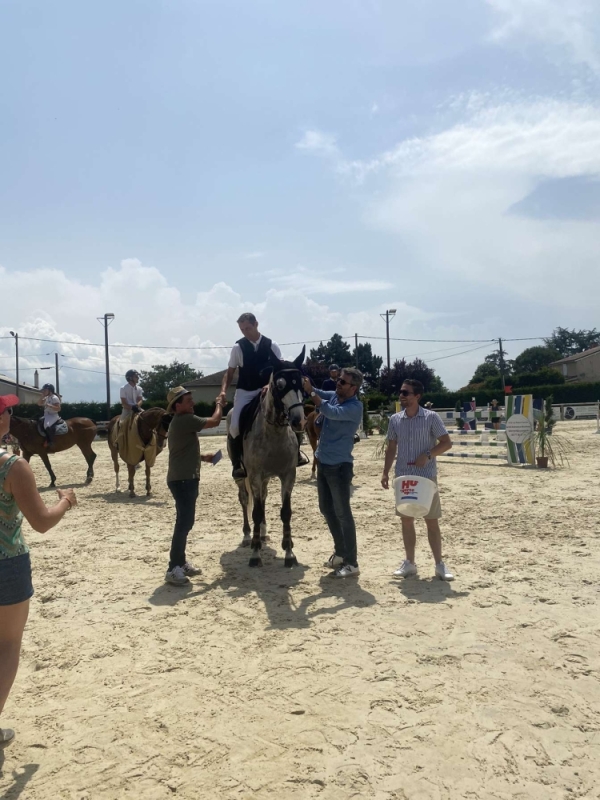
[395,478,442,520]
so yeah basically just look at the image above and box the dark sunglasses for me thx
[336,378,354,387]
[3,407,13,416]
[399,390,414,397]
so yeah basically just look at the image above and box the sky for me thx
[1,0,600,401]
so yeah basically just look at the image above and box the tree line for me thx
[135,327,599,402]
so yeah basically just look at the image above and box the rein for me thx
[263,369,303,427]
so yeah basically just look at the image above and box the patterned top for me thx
[387,407,448,480]
[0,453,27,560]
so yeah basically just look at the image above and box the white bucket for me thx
[393,475,436,518]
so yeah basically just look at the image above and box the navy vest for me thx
[236,336,274,391]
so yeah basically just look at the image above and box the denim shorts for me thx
[0,552,34,606]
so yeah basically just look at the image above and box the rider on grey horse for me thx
[221,312,308,479]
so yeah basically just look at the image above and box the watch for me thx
[310,391,317,398]
[426,450,432,460]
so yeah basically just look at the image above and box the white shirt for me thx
[120,382,143,409]
[43,394,61,428]
[228,336,282,369]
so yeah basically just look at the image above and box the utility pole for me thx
[498,337,506,390]
[98,313,115,420]
[379,309,397,371]
[55,352,60,396]
[9,331,19,400]
[355,333,359,368]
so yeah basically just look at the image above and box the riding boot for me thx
[296,432,310,467]
[228,434,247,479]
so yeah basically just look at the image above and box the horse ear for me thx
[268,349,284,372]
[260,366,274,382]
[293,346,306,369]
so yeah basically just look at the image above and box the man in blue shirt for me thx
[302,368,364,578]
[381,379,454,581]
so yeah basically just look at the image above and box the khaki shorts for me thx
[395,478,442,520]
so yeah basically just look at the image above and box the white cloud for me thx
[243,251,266,260]
[263,266,394,294]
[306,97,600,307]
[295,129,340,158]
[0,258,461,398]
[486,0,600,74]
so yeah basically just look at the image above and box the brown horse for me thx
[107,408,170,497]
[9,416,97,486]
[305,409,321,478]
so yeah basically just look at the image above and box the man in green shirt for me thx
[165,386,226,585]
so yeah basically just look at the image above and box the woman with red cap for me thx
[0,394,77,749]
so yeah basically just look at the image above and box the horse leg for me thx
[77,442,97,485]
[39,451,57,487]
[260,478,269,542]
[128,464,136,498]
[281,476,296,568]
[238,480,251,547]
[311,453,317,479]
[249,483,264,568]
[145,462,152,496]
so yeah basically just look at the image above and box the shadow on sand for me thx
[148,543,377,630]
[394,576,470,604]
[0,754,39,800]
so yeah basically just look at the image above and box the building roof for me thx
[183,369,237,388]
[550,345,600,367]
[0,374,41,392]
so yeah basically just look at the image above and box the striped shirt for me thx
[387,407,448,480]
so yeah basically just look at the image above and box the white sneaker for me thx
[324,553,344,569]
[165,565,190,585]
[393,560,418,578]
[334,564,360,578]
[435,561,454,581]
[182,562,202,577]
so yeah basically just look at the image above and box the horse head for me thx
[267,346,306,432]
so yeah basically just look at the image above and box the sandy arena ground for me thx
[1,420,599,800]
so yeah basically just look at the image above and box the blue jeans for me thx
[317,462,357,567]
[167,479,199,570]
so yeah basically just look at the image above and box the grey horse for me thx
[227,347,306,568]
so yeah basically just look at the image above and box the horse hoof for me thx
[249,557,263,568]
[260,534,270,543]
[129,492,136,498]
[284,556,298,568]
[85,477,93,485]
[241,537,251,547]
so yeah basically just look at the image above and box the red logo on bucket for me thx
[401,480,418,496]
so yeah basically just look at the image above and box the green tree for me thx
[543,327,600,358]
[512,345,560,374]
[139,361,203,401]
[470,360,500,384]
[378,357,441,396]
[309,334,353,368]
[352,342,383,388]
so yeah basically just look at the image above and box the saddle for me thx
[37,419,68,438]
[239,393,262,439]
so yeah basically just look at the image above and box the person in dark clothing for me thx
[321,364,340,391]
[221,313,308,478]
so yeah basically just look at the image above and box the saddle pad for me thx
[239,393,262,439]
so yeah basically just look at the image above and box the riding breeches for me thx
[229,388,262,438]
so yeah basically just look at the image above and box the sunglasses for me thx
[399,390,414,397]
[2,407,13,416]
[336,378,354,387]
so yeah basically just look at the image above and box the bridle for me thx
[264,368,304,427]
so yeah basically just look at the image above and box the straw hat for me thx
[166,386,191,413]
